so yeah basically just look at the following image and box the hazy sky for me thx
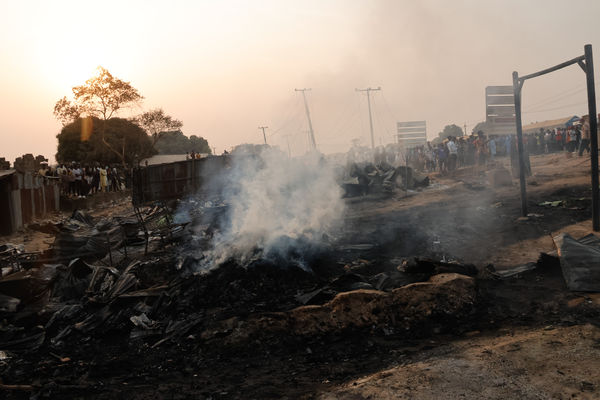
[1,0,599,162]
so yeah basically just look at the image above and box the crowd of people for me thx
[405,132,514,174]
[38,164,124,198]
[525,124,590,156]
[404,116,592,174]
[344,116,593,179]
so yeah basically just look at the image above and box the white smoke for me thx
[202,147,344,269]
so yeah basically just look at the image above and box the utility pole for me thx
[294,88,317,151]
[356,87,381,149]
[464,122,467,136]
[258,126,268,145]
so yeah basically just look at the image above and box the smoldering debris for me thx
[177,148,345,270]
[553,233,600,292]
[341,162,429,198]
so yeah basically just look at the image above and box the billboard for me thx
[485,86,516,135]
[397,121,427,148]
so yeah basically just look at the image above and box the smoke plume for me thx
[199,147,344,270]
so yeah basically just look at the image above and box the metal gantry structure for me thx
[513,44,599,230]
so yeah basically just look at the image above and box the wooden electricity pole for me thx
[294,88,317,151]
[258,126,268,145]
[356,87,381,149]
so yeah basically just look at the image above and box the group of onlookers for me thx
[527,118,591,156]
[406,132,503,174]
[402,116,593,174]
[38,164,123,198]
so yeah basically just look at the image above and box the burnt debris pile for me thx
[0,207,482,357]
[0,149,485,397]
[341,162,429,197]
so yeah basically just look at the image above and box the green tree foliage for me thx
[438,124,464,139]
[54,66,144,166]
[135,109,183,148]
[189,135,211,154]
[472,121,489,135]
[154,131,212,154]
[56,117,155,166]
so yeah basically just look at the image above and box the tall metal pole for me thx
[258,126,268,145]
[584,44,599,231]
[295,88,317,151]
[512,71,528,217]
[356,87,381,150]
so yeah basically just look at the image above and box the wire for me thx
[371,95,395,144]
[269,95,303,137]
[523,101,588,114]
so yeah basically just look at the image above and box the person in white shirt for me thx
[446,137,458,171]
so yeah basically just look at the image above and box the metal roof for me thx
[523,116,579,132]
[0,169,16,180]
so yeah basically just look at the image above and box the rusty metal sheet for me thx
[132,156,230,205]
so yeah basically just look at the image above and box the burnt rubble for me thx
[1,196,600,398]
[341,162,429,197]
[0,202,482,358]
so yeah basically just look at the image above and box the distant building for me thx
[522,116,580,133]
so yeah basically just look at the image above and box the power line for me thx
[370,95,395,143]
[269,95,303,137]
[523,100,588,114]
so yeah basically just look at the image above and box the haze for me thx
[1,0,599,163]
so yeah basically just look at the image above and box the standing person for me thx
[489,136,497,162]
[91,167,100,194]
[544,130,552,153]
[67,167,76,196]
[569,128,578,152]
[437,143,447,174]
[555,129,562,152]
[446,136,458,171]
[579,116,591,156]
[72,164,82,197]
[99,166,108,192]
[110,167,120,191]
[106,167,113,192]
[474,131,488,169]
[505,135,512,159]
[60,169,70,196]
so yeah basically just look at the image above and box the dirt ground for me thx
[2,152,600,399]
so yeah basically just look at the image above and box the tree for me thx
[56,117,155,166]
[189,135,211,154]
[154,131,212,155]
[472,121,489,136]
[54,96,81,126]
[438,124,464,140]
[135,109,183,148]
[154,131,190,154]
[54,66,144,167]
